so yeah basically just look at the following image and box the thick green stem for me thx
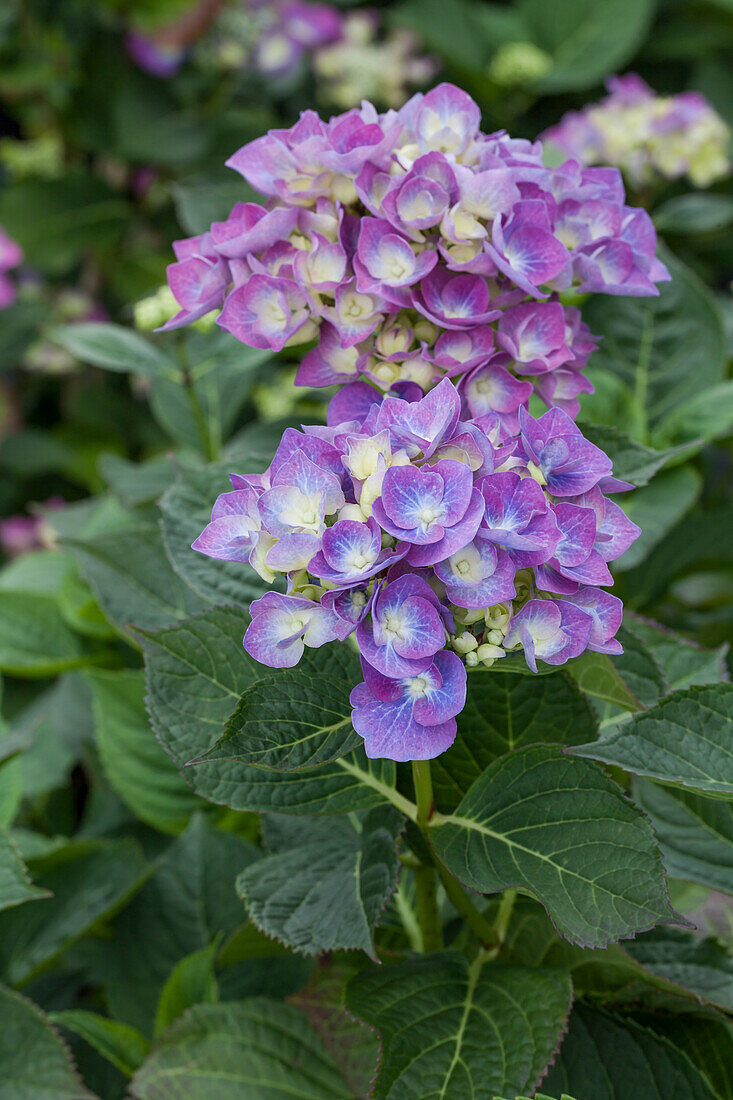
[411,760,443,952]
[434,862,499,949]
[492,889,517,951]
[413,862,443,952]
[177,336,219,462]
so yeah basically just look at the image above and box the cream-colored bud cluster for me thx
[450,600,513,667]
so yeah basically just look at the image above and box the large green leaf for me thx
[101,815,259,1034]
[204,645,362,770]
[543,1003,718,1099]
[65,525,206,634]
[0,985,96,1099]
[0,839,147,985]
[346,952,572,1099]
[290,958,380,1100]
[627,617,728,691]
[624,927,733,1014]
[51,1011,149,1078]
[573,683,733,795]
[614,466,702,571]
[89,669,200,835]
[159,461,272,607]
[237,809,402,958]
[634,780,733,894]
[139,608,397,814]
[129,999,351,1099]
[0,590,92,677]
[635,1009,733,1100]
[583,251,726,438]
[432,670,597,810]
[50,323,180,380]
[431,745,676,947]
[0,832,49,913]
[522,0,656,92]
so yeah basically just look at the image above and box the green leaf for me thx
[204,645,362,769]
[64,524,206,634]
[523,0,656,92]
[346,952,572,1099]
[138,607,397,814]
[657,380,733,446]
[635,1009,733,1100]
[289,957,380,1100]
[216,923,313,1004]
[654,192,733,235]
[51,1010,149,1078]
[89,670,200,835]
[543,1003,719,1099]
[130,999,352,1099]
[390,0,488,68]
[626,616,728,690]
[50,323,180,380]
[149,333,269,452]
[573,683,733,795]
[101,815,258,1034]
[583,250,726,436]
[0,590,92,677]
[614,466,703,571]
[624,927,733,1014]
[0,173,127,275]
[0,985,96,1099]
[99,453,176,509]
[606,625,668,708]
[160,462,271,607]
[0,839,147,985]
[565,650,642,712]
[634,779,733,894]
[578,422,694,487]
[432,670,597,810]
[237,808,402,958]
[0,832,50,912]
[172,172,260,236]
[154,944,219,1038]
[431,745,676,948]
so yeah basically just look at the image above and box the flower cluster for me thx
[0,227,22,309]
[194,379,639,760]
[214,0,342,80]
[311,11,436,110]
[162,82,670,423]
[542,74,730,189]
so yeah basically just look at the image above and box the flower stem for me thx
[434,861,499,950]
[411,760,443,952]
[490,888,517,956]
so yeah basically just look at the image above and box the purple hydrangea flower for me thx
[244,592,351,668]
[355,573,447,678]
[504,598,591,672]
[350,650,466,760]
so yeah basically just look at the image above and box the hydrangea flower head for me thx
[194,382,639,761]
[542,74,731,189]
[163,82,670,423]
